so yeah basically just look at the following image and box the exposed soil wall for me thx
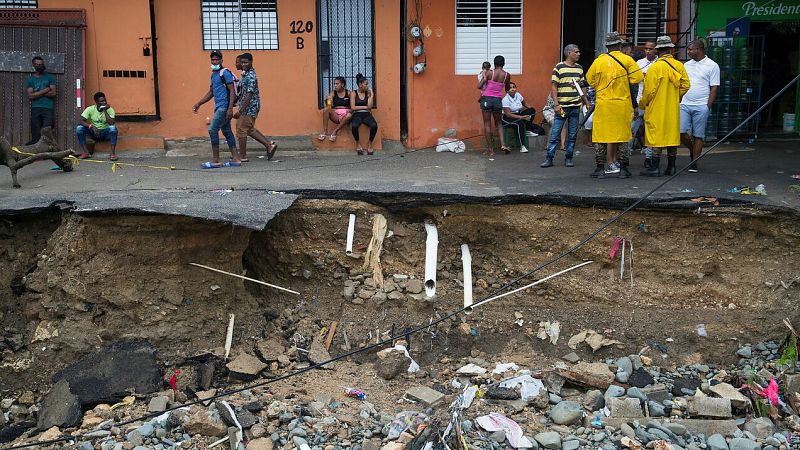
[1,200,799,395]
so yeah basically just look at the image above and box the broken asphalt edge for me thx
[0,189,797,231]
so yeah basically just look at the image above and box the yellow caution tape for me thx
[12,146,175,171]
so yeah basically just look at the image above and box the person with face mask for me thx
[192,50,242,168]
[26,56,57,145]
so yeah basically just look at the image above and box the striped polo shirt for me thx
[551,62,584,107]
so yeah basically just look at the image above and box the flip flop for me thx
[109,154,118,161]
[317,133,327,141]
[200,161,222,169]
[329,134,338,142]
[502,146,511,154]
[267,142,278,161]
[223,161,241,167]
[240,158,250,162]
[50,165,63,171]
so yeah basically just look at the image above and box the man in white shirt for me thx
[633,39,657,169]
[681,39,720,173]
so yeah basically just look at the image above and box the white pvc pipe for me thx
[224,313,234,360]
[461,244,473,314]
[424,223,438,298]
[346,213,356,255]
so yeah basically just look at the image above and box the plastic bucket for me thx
[783,113,796,132]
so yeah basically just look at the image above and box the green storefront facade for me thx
[697,0,800,133]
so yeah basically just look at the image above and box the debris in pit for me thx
[361,213,387,289]
[568,329,622,352]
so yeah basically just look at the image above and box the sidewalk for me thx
[1,139,798,228]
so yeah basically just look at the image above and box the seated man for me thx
[77,91,118,160]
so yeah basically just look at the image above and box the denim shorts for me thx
[680,104,710,138]
[479,96,503,113]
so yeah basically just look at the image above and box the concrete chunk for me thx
[556,362,614,389]
[585,417,739,437]
[405,386,445,406]
[687,396,732,418]
[607,397,643,418]
[708,382,751,409]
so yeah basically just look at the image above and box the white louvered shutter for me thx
[455,0,522,75]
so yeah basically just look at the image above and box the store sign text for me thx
[742,1,800,17]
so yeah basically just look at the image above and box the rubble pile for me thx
[1,336,798,450]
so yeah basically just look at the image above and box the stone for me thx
[534,431,562,449]
[616,371,630,383]
[605,385,626,399]
[308,335,334,368]
[37,379,82,430]
[663,423,687,436]
[51,340,161,407]
[583,390,605,411]
[148,396,169,413]
[227,354,267,379]
[550,401,584,425]
[255,338,285,361]
[647,401,666,417]
[607,397,643,418]
[708,383,751,409]
[374,349,410,380]
[562,352,581,363]
[137,423,155,437]
[486,386,520,400]
[250,423,266,438]
[545,372,567,394]
[707,434,729,450]
[489,430,507,442]
[686,397,732,418]
[640,384,670,403]
[628,368,655,388]
[563,439,580,450]
[783,373,800,395]
[405,386,444,406]
[405,279,423,294]
[619,423,637,439]
[671,378,700,397]
[742,417,774,439]
[627,387,647,403]
[616,357,633,375]
[586,418,738,437]
[557,362,615,389]
[728,438,759,450]
[184,407,228,437]
[38,426,62,441]
[248,437,274,450]
[736,346,752,358]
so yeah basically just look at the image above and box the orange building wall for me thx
[405,0,563,149]
[38,0,401,141]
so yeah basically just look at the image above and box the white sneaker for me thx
[526,131,538,137]
[604,162,620,174]
[520,146,529,153]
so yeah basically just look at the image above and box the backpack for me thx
[220,67,241,103]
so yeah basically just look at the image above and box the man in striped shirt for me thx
[540,44,589,168]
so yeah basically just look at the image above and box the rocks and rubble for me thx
[2,333,800,450]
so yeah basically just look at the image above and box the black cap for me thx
[210,50,223,59]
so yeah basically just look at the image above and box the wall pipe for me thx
[346,213,356,255]
[461,244,473,314]
[424,223,438,298]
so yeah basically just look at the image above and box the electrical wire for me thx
[8,72,798,450]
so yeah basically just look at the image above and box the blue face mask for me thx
[210,64,221,71]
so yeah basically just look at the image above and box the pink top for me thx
[482,70,507,98]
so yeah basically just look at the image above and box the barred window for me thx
[201,0,278,50]
[0,0,38,7]
[455,0,522,75]
[627,0,666,45]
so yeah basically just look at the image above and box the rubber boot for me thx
[639,156,661,177]
[664,156,677,176]
[590,164,606,178]
[619,163,631,178]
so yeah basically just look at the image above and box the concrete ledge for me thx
[584,417,739,437]
[90,135,165,152]
[312,125,383,151]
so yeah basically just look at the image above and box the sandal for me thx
[109,154,118,161]
[329,133,338,142]
[356,147,364,155]
[317,133,327,141]
[223,161,241,167]
[367,148,374,155]
[240,158,249,162]
[502,146,511,154]
[77,153,91,159]
[267,142,278,161]
[200,161,222,169]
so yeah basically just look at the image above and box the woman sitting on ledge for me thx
[350,73,378,155]
[319,76,352,142]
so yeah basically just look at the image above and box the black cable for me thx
[9,73,797,450]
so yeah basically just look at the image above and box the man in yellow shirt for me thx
[586,32,643,178]
[76,92,119,161]
[639,35,691,177]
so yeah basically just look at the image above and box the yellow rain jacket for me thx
[640,54,691,148]
[586,51,643,143]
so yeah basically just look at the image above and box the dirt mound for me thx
[1,200,799,396]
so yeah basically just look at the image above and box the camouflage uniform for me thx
[593,141,630,166]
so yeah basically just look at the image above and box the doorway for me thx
[316,0,376,109]
[562,0,597,68]
[751,21,798,133]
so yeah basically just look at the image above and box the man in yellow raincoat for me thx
[586,32,643,178]
[639,35,691,177]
